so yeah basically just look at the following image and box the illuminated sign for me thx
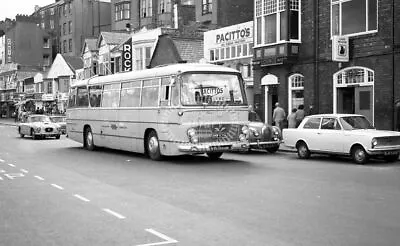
[122,38,132,72]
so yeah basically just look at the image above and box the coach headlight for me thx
[187,128,198,143]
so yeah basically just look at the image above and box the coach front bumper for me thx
[178,141,249,153]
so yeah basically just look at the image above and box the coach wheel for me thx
[206,152,223,160]
[85,127,95,151]
[146,131,162,161]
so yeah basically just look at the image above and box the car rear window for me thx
[303,117,321,129]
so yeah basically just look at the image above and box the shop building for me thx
[203,21,254,106]
[252,0,400,130]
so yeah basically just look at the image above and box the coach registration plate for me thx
[210,145,231,151]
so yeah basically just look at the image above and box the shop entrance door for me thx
[355,86,373,124]
[337,87,354,114]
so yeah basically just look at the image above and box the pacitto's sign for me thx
[204,21,253,50]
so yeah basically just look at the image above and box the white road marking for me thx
[102,208,126,219]
[0,159,5,162]
[4,173,25,179]
[34,176,45,181]
[20,169,28,173]
[73,194,90,202]
[51,184,64,190]
[8,164,15,167]
[0,177,3,180]
[136,229,178,246]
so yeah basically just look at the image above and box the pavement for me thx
[0,117,296,153]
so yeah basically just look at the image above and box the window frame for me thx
[288,73,304,112]
[254,0,302,48]
[330,0,378,38]
[202,0,213,15]
[115,1,131,21]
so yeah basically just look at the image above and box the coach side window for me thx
[120,81,141,107]
[68,88,77,108]
[102,83,121,107]
[141,79,159,107]
[76,86,89,107]
[89,85,102,107]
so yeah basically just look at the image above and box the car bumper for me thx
[178,142,249,153]
[249,139,281,149]
[367,145,400,155]
[34,132,61,137]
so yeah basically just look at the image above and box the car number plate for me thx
[210,145,231,151]
[384,151,399,155]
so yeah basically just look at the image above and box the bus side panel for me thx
[157,107,186,156]
[117,108,141,154]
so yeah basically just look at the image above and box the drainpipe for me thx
[313,0,319,114]
[392,0,396,130]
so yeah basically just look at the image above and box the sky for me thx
[0,0,56,21]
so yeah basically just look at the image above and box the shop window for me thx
[331,0,377,36]
[288,73,304,111]
[255,0,301,46]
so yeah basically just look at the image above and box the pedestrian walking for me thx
[295,104,305,127]
[287,108,297,128]
[272,102,286,130]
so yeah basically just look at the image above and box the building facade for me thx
[195,0,254,29]
[56,0,111,56]
[111,0,196,32]
[252,0,400,130]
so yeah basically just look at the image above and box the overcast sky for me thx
[0,0,55,20]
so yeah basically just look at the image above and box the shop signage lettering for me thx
[216,28,251,44]
[6,38,12,63]
[199,87,224,96]
[122,38,132,72]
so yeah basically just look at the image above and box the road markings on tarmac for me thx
[34,175,45,181]
[8,163,15,167]
[73,194,90,202]
[20,169,28,173]
[136,229,178,246]
[0,159,5,162]
[102,208,126,219]
[51,183,64,190]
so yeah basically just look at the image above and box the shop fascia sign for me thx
[205,21,253,49]
[332,35,349,62]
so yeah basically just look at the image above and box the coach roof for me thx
[84,63,240,86]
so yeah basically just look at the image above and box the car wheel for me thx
[146,130,162,161]
[297,142,310,159]
[207,152,223,160]
[31,129,37,140]
[384,154,399,163]
[351,146,369,164]
[266,145,279,153]
[19,127,24,138]
[55,135,61,140]
[84,127,95,151]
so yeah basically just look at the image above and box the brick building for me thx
[110,0,196,32]
[56,0,111,56]
[252,0,400,130]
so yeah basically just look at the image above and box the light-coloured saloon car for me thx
[283,114,400,164]
[49,115,67,134]
[18,114,62,140]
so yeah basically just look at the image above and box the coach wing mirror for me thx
[169,77,176,86]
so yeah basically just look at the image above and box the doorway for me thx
[337,86,373,123]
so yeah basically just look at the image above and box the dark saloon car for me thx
[248,111,281,153]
